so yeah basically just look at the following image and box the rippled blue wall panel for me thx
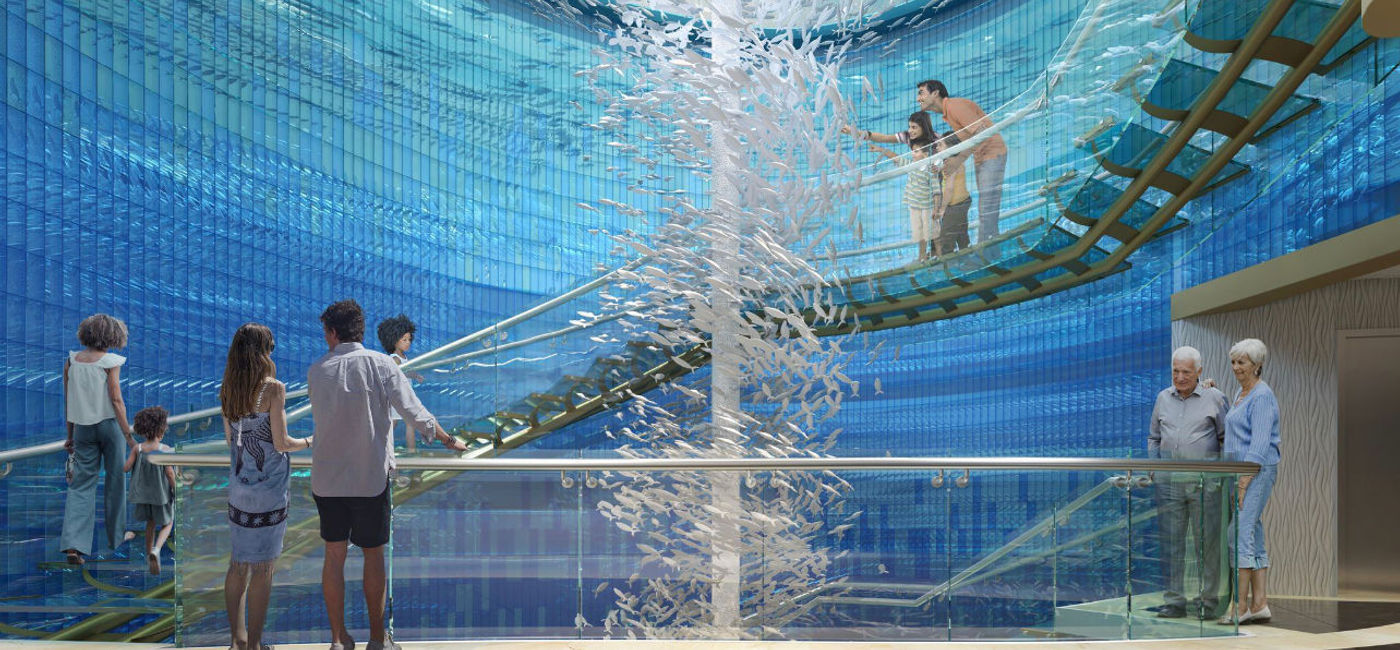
[3,0,1399,641]
[0,0,653,452]
[0,1,654,631]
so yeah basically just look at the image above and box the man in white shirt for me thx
[308,299,467,650]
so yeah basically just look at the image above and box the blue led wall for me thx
[0,0,661,450]
[2,0,1399,641]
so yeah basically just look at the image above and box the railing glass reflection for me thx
[152,455,1248,644]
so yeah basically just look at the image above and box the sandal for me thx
[147,552,160,575]
[64,549,84,566]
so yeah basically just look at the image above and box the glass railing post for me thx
[1227,470,1242,633]
[1124,469,1136,640]
[574,467,584,641]
[941,469,953,642]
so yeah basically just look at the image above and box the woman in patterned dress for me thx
[219,323,312,650]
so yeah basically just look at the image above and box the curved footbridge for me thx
[0,0,1376,642]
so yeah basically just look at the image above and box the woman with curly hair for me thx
[377,314,424,452]
[60,313,135,565]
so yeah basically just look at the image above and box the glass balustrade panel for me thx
[0,452,173,642]
[1126,470,1237,638]
[173,460,324,647]
[163,460,1253,644]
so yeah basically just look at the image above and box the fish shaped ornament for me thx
[550,0,896,639]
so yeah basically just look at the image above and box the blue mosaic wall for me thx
[2,0,1398,642]
[0,0,650,450]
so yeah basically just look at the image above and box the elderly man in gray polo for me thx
[1149,345,1230,620]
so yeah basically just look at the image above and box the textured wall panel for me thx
[1174,278,1400,596]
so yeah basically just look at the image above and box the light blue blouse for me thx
[1224,380,1281,466]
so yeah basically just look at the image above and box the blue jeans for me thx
[1232,463,1277,570]
[59,419,128,555]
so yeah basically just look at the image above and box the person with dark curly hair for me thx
[60,313,135,565]
[376,314,416,363]
[376,314,425,452]
[124,405,175,575]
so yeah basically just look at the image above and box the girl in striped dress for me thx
[870,112,943,261]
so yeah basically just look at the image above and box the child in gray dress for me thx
[124,406,175,575]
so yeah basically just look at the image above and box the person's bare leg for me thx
[1250,568,1268,613]
[322,541,352,646]
[145,521,155,556]
[363,545,387,643]
[153,521,173,555]
[1233,568,1253,618]
[225,562,249,650]
[244,561,275,650]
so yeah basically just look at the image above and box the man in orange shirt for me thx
[917,80,1006,243]
[846,80,1008,244]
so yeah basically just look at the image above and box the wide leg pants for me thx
[58,419,127,555]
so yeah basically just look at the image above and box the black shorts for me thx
[313,480,391,549]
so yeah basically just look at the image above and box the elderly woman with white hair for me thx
[1218,338,1280,625]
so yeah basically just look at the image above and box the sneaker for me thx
[329,638,355,650]
[1155,605,1186,619]
[365,639,400,650]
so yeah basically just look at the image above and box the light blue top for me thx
[1224,380,1281,466]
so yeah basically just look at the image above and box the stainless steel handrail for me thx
[851,0,1119,189]
[0,440,67,466]
[146,454,1259,474]
[281,255,653,425]
[0,256,650,468]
